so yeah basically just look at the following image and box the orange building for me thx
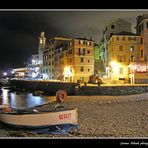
[107,32,143,83]
[42,37,94,83]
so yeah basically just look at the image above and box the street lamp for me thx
[3,72,7,76]
[63,66,74,82]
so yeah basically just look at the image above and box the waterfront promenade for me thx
[1,92,148,137]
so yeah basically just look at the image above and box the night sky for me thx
[0,10,148,75]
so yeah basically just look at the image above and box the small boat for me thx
[0,107,78,134]
[0,90,78,134]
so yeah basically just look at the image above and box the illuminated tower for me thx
[38,32,46,75]
[39,32,46,50]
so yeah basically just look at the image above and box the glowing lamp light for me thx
[63,66,74,77]
[3,72,7,76]
[110,61,117,67]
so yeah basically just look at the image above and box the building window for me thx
[111,25,115,29]
[52,61,54,65]
[88,69,90,72]
[119,67,123,75]
[88,60,90,63]
[68,49,72,54]
[130,46,135,52]
[141,38,143,44]
[147,22,148,29]
[141,50,144,58]
[89,42,91,46]
[78,40,81,44]
[80,67,84,72]
[79,48,85,55]
[119,46,123,51]
[130,56,134,62]
[49,62,51,65]
[80,58,84,62]
[87,50,90,54]
[83,41,86,45]
[70,58,72,63]
[117,55,124,62]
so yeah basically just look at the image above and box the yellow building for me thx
[42,37,94,83]
[107,32,143,83]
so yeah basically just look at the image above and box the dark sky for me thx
[0,10,148,74]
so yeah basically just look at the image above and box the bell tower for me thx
[39,32,46,50]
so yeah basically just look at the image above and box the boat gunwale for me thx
[0,107,77,115]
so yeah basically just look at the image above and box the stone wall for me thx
[77,86,148,95]
[9,80,148,96]
[9,80,78,95]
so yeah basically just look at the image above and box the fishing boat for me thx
[0,90,78,134]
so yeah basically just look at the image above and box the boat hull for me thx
[0,108,78,129]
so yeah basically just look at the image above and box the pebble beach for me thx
[1,93,148,138]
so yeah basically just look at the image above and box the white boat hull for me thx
[0,108,78,129]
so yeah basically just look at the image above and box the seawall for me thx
[9,80,148,96]
[9,80,78,95]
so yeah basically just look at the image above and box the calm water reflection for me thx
[0,87,49,109]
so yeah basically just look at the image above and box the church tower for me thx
[39,32,46,50]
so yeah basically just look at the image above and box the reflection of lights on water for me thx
[1,88,47,109]
[2,88,9,105]
[26,93,46,108]
[10,93,17,108]
[3,72,7,76]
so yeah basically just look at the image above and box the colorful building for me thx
[41,36,94,83]
[107,32,143,83]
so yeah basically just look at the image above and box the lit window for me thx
[130,56,134,62]
[119,67,123,75]
[130,46,135,51]
[79,48,85,55]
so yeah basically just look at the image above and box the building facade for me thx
[42,37,94,83]
[107,33,143,83]
[136,14,148,60]
[97,18,132,76]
